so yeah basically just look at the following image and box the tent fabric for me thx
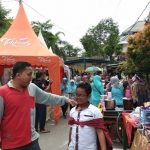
[0,2,64,124]
[49,46,53,53]
[38,29,48,49]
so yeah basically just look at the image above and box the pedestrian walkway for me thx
[0,115,128,150]
[38,116,127,150]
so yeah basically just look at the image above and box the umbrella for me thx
[85,66,102,72]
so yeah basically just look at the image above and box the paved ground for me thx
[0,114,126,150]
[39,115,125,150]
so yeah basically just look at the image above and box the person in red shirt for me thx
[0,61,76,150]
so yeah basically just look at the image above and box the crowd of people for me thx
[0,62,149,150]
[64,69,149,108]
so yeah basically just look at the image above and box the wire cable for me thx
[22,0,80,40]
[113,0,122,18]
[2,0,15,2]
[121,1,150,41]
[128,1,150,33]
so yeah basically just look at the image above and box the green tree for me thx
[32,20,81,60]
[0,5,12,37]
[126,23,150,83]
[31,20,53,32]
[62,44,80,57]
[80,33,98,57]
[31,20,67,60]
[80,18,121,61]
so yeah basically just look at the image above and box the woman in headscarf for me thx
[75,76,82,86]
[60,78,69,119]
[91,75,104,107]
[68,80,77,110]
[110,76,124,106]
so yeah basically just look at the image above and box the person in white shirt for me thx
[67,82,108,150]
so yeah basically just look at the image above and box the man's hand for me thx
[66,99,77,106]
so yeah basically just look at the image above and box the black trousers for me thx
[4,139,41,150]
[70,104,74,110]
[61,103,68,116]
[35,103,46,131]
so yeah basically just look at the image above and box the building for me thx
[119,21,145,53]
[65,57,109,74]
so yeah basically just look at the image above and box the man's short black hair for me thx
[36,71,44,79]
[77,82,91,95]
[12,61,31,79]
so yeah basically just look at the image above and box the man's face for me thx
[18,66,32,87]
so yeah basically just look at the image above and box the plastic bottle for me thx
[125,88,131,98]
[107,92,112,100]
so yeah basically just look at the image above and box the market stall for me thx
[0,2,64,124]
[122,113,137,150]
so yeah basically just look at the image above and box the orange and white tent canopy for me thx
[0,2,64,124]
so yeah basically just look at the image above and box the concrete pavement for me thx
[39,116,69,150]
[38,115,125,150]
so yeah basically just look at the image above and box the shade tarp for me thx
[0,2,64,124]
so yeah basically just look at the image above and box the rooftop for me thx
[121,21,145,36]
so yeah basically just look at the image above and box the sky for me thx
[1,0,150,49]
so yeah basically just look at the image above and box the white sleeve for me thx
[94,107,103,119]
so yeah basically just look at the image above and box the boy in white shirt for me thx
[67,82,113,150]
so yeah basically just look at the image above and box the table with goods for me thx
[98,93,150,150]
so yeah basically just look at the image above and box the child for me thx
[67,82,113,150]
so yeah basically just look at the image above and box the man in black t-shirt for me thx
[33,71,51,133]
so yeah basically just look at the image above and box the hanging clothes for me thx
[137,83,149,106]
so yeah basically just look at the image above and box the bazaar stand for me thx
[99,90,150,150]
[122,106,150,150]
[122,113,137,150]
[0,2,64,125]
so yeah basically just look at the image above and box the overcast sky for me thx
[1,0,150,49]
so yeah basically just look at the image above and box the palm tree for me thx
[31,20,67,60]
[31,20,53,32]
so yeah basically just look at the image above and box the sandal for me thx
[40,129,50,133]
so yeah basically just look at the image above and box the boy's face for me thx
[75,88,91,105]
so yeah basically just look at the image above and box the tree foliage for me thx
[31,20,80,61]
[126,23,150,83]
[80,18,121,62]
[62,44,81,57]
[31,20,67,60]
[0,5,12,37]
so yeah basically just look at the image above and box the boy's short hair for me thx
[77,82,91,95]
[12,61,31,79]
